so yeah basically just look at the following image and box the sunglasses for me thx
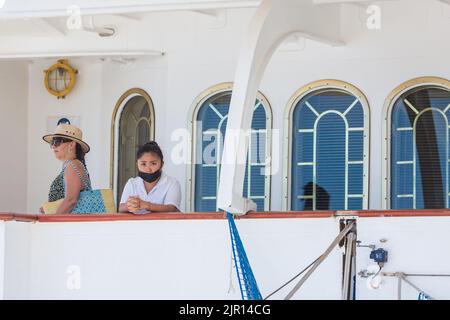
[50,137,72,147]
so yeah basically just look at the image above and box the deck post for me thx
[217,0,343,214]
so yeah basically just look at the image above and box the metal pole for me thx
[402,273,450,277]
[383,272,450,277]
[384,272,434,300]
[342,231,356,300]
[399,274,433,299]
[284,221,355,300]
[351,243,357,300]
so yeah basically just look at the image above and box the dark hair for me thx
[137,141,164,161]
[76,143,87,168]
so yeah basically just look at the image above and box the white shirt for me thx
[120,172,182,213]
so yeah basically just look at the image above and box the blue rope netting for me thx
[418,292,432,300]
[226,212,262,300]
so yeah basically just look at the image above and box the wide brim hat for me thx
[43,124,90,153]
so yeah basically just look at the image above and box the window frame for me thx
[283,80,370,211]
[110,88,155,204]
[382,76,450,209]
[186,82,273,212]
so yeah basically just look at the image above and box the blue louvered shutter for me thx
[244,103,267,210]
[291,90,366,211]
[195,92,269,212]
[391,87,450,209]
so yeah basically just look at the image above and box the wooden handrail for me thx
[0,213,38,222]
[1,209,450,223]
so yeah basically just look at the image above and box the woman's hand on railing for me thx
[126,196,142,213]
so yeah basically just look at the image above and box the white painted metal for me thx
[0,51,164,60]
[217,0,342,214]
[284,220,355,300]
[3,215,450,299]
[356,217,450,300]
[2,222,32,299]
[0,221,5,300]
[3,218,343,299]
[30,18,67,37]
[0,62,28,214]
[0,1,261,19]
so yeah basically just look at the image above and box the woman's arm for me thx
[119,198,142,213]
[56,162,82,214]
[120,197,170,213]
[140,201,179,212]
[118,180,143,213]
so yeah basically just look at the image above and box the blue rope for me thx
[418,292,432,300]
[226,212,262,300]
[352,275,356,300]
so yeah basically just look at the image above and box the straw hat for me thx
[43,124,90,153]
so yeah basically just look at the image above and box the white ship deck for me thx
[1,210,450,300]
[0,0,449,301]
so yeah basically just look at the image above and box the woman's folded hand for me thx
[126,196,141,213]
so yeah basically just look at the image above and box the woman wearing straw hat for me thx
[41,124,92,214]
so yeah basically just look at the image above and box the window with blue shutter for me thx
[391,86,450,209]
[194,91,270,212]
[291,89,368,211]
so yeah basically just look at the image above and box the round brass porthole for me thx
[44,59,78,99]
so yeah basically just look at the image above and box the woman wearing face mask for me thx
[119,141,181,213]
[41,124,91,214]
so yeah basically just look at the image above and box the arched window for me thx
[386,77,450,209]
[189,83,272,212]
[285,80,369,211]
[111,89,155,202]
